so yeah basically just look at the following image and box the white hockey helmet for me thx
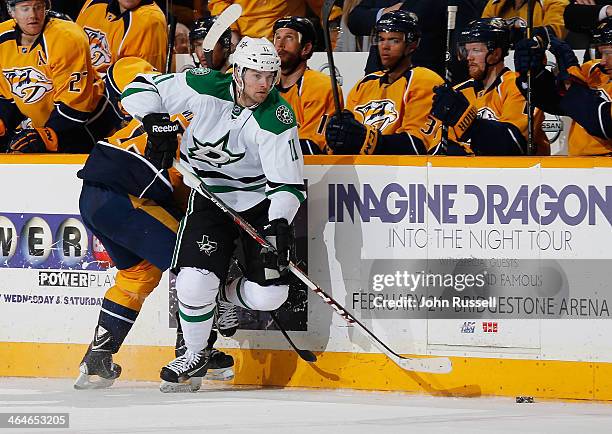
[232,36,281,95]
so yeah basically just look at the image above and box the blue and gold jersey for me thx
[0,17,105,133]
[76,0,167,75]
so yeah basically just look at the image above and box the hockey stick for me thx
[322,0,342,116]
[441,3,458,151]
[173,159,452,374]
[202,4,242,69]
[270,311,317,363]
[526,0,535,155]
[166,14,177,73]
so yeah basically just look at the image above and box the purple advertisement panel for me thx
[0,212,112,271]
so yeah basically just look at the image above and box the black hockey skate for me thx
[74,326,122,390]
[175,311,235,381]
[160,348,210,393]
[206,348,235,381]
[215,298,239,337]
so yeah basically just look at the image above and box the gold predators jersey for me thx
[482,0,569,38]
[566,61,612,156]
[346,67,444,154]
[209,0,328,40]
[425,68,549,155]
[0,17,104,130]
[76,0,167,75]
[277,68,342,155]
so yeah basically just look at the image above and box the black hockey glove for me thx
[9,127,58,153]
[431,86,477,139]
[261,218,292,282]
[325,109,379,155]
[549,36,579,82]
[514,37,547,77]
[142,113,179,169]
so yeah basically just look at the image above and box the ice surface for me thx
[1,377,612,434]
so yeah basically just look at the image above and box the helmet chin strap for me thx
[384,45,414,75]
[191,52,201,68]
[479,50,501,86]
[233,66,264,110]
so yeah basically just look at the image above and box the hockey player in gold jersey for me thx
[482,0,568,39]
[208,0,331,41]
[0,0,114,153]
[430,18,549,156]
[325,10,445,155]
[514,18,612,156]
[76,0,167,75]
[273,16,341,155]
[189,16,232,72]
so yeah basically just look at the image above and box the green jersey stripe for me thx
[265,185,306,203]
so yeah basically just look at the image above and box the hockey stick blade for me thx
[271,311,317,363]
[202,4,242,52]
[173,160,453,375]
[287,264,452,374]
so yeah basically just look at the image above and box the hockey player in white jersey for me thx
[121,37,305,391]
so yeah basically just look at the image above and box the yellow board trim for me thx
[1,341,611,401]
[2,155,612,169]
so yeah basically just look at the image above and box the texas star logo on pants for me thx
[197,235,217,256]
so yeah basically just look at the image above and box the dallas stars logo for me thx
[187,132,245,168]
[197,235,217,256]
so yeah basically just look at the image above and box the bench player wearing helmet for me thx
[325,10,445,155]
[515,17,612,156]
[188,16,232,72]
[121,37,305,391]
[430,18,549,155]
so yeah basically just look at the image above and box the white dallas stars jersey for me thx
[121,68,305,221]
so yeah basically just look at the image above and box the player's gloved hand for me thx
[325,109,379,155]
[549,36,579,81]
[261,218,292,281]
[142,113,179,169]
[9,127,58,153]
[431,85,477,139]
[514,37,547,76]
[508,22,551,49]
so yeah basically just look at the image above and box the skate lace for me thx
[216,300,239,329]
[168,350,201,373]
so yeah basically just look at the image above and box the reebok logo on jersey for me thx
[187,133,245,168]
[3,67,53,104]
[83,27,111,68]
[152,124,179,133]
[355,99,398,132]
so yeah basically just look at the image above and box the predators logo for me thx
[477,107,499,121]
[3,67,53,104]
[354,99,398,132]
[83,27,112,68]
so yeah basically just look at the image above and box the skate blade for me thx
[160,377,202,393]
[74,372,116,390]
[205,367,234,381]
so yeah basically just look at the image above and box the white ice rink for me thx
[1,377,612,434]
